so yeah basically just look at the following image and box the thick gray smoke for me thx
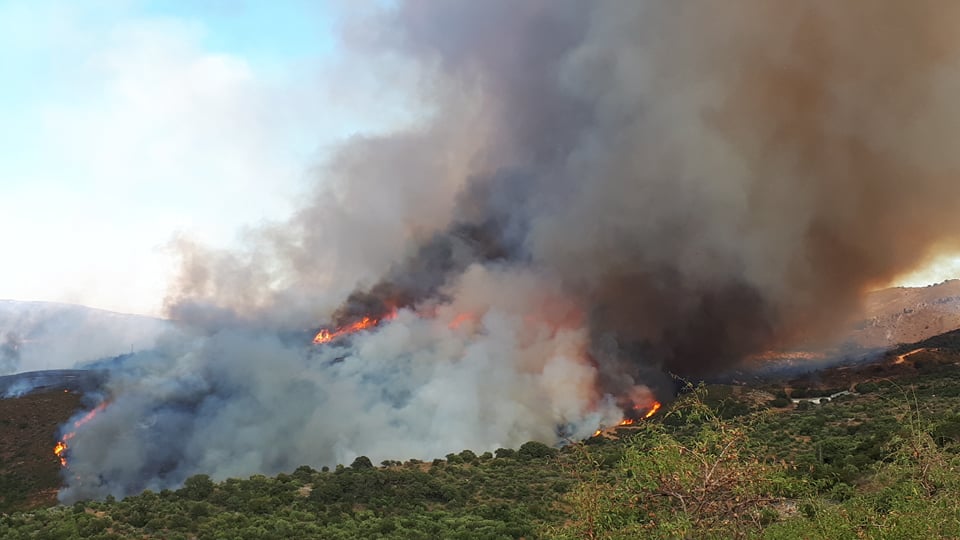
[61,1,960,501]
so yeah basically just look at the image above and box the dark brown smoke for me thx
[168,0,960,383]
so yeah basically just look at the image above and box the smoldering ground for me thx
[61,1,960,500]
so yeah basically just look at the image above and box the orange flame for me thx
[71,402,108,431]
[53,441,68,467]
[643,401,662,419]
[617,401,661,426]
[598,400,663,432]
[312,312,397,344]
[53,401,110,468]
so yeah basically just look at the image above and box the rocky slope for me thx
[853,280,960,348]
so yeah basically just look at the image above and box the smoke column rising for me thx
[61,1,960,500]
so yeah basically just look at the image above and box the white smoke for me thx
[60,265,625,501]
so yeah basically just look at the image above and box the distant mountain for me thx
[0,300,170,375]
[851,279,960,348]
[714,281,960,379]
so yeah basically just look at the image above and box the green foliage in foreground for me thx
[551,385,960,540]
[4,368,960,539]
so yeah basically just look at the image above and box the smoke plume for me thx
[0,332,21,374]
[61,1,960,501]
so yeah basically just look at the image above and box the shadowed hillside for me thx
[0,390,81,513]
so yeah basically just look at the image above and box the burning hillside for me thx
[53,401,109,468]
[312,314,395,345]
[58,1,960,502]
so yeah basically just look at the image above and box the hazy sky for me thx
[0,1,956,317]
[0,0,415,316]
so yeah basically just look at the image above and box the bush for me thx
[350,456,373,470]
[292,465,316,482]
[517,442,557,460]
[769,397,792,408]
[932,416,960,446]
[180,474,215,501]
[552,391,793,539]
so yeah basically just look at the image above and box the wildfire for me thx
[643,401,662,419]
[592,400,663,437]
[447,312,476,330]
[70,401,108,431]
[53,441,68,467]
[310,305,665,442]
[52,401,109,468]
[313,312,397,344]
[618,400,662,426]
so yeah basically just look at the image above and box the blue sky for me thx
[0,0,417,315]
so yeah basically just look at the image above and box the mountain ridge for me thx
[0,300,169,375]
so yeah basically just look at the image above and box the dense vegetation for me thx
[3,334,960,538]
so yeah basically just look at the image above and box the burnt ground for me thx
[0,389,82,513]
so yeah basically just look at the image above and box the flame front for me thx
[72,402,108,430]
[53,441,68,467]
[618,400,661,426]
[643,401,662,419]
[53,401,110,468]
[313,312,397,345]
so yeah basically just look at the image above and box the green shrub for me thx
[768,397,792,408]
[350,456,373,470]
[517,442,556,461]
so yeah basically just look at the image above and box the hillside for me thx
[0,389,82,513]
[852,279,960,348]
[735,281,960,376]
[0,300,169,375]
[1,331,959,538]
